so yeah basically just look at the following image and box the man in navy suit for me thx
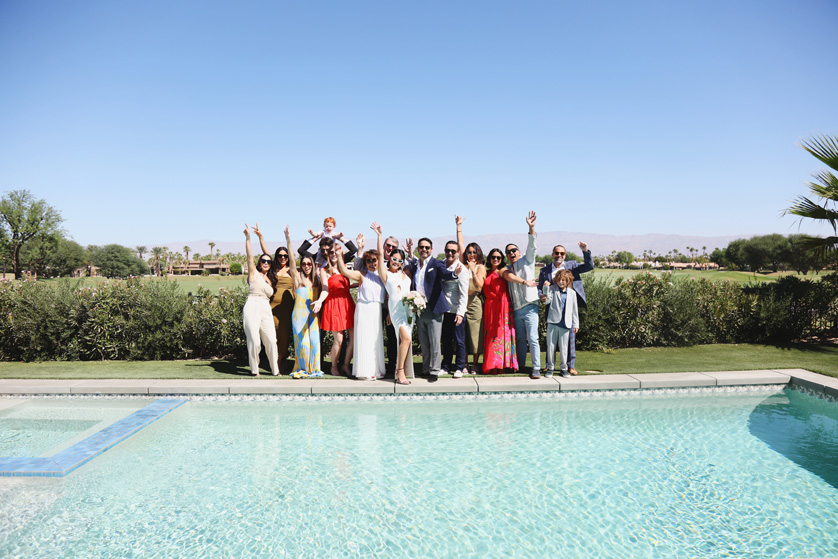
[407,237,461,382]
[537,242,593,375]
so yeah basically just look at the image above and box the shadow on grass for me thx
[773,342,837,354]
[185,360,250,376]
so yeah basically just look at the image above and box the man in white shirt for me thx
[506,211,542,378]
[440,240,471,378]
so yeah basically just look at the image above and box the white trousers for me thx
[545,323,570,372]
[243,297,279,375]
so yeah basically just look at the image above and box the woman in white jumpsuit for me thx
[243,224,280,376]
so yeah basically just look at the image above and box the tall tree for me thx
[136,245,147,260]
[0,190,63,278]
[783,134,838,254]
[90,244,147,278]
[208,242,216,260]
[151,246,165,276]
[183,245,191,262]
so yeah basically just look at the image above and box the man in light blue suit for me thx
[537,242,593,375]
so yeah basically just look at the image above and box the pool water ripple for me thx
[0,388,837,558]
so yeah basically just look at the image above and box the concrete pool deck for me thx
[0,369,836,396]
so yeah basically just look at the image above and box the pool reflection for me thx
[748,389,838,489]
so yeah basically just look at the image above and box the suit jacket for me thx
[538,250,594,308]
[406,257,455,315]
[543,284,580,329]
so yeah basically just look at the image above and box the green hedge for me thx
[0,272,836,362]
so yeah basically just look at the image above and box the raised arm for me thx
[254,222,269,255]
[372,222,388,283]
[455,215,467,264]
[524,211,537,264]
[285,226,301,286]
[502,267,537,287]
[244,224,256,283]
[311,272,329,313]
[335,244,363,283]
[577,242,594,274]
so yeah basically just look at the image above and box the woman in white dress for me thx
[372,222,414,385]
[335,242,385,380]
[242,224,280,377]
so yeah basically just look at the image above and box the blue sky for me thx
[1,0,836,248]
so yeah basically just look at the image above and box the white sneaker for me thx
[453,370,463,378]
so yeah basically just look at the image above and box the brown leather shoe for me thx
[569,368,579,376]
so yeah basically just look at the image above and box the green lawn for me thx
[1,343,835,379]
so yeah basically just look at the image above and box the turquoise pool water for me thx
[0,399,148,458]
[0,388,836,558]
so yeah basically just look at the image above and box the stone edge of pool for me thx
[0,369,836,397]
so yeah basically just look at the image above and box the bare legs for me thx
[329,328,355,376]
[396,325,411,384]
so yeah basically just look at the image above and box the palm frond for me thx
[783,196,838,232]
[795,234,838,255]
[810,171,838,198]
[801,134,838,171]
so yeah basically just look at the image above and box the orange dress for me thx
[481,270,518,372]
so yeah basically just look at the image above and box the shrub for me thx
[230,263,242,275]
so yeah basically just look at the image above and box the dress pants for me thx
[417,308,443,374]
[441,313,466,371]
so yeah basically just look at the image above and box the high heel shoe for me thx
[395,368,411,385]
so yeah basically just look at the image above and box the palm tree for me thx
[783,134,838,254]
[183,246,191,263]
[208,242,216,260]
[136,245,147,260]
[151,246,165,277]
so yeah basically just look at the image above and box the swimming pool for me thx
[0,387,836,558]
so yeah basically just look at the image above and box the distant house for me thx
[171,260,230,275]
[72,265,100,277]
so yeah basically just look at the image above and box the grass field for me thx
[1,343,835,379]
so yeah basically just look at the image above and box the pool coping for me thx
[0,369,835,396]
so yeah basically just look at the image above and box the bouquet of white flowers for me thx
[403,291,426,317]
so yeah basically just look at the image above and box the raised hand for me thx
[579,241,588,252]
[244,223,251,237]
[253,223,263,238]
[455,215,464,227]
[370,221,383,236]
[404,237,413,256]
[454,262,463,275]
[526,211,537,228]
[284,226,291,240]
[356,233,364,248]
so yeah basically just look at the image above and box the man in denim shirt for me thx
[505,211,541,378]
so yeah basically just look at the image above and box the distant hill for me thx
[162,231,743,258]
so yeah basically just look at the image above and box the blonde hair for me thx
[554,269,574,285]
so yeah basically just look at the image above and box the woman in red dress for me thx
[320,243,356,376]
[481,248,533,374]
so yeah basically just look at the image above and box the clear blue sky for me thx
[1,0,836,248]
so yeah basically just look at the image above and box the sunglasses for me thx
[444,249,458,254]
[489,255,503,260]
[554,252,566,256]
[506,248,519,254]
[390,259,403,266]
[466,250,477,254]
[302,262,313,267]
[259,258,271,264]
[365,259,378,264]
[277,254,289,259]
[385,244,398,251]
[418,245,432,251]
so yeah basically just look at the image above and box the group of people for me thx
[242,213,593,382]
